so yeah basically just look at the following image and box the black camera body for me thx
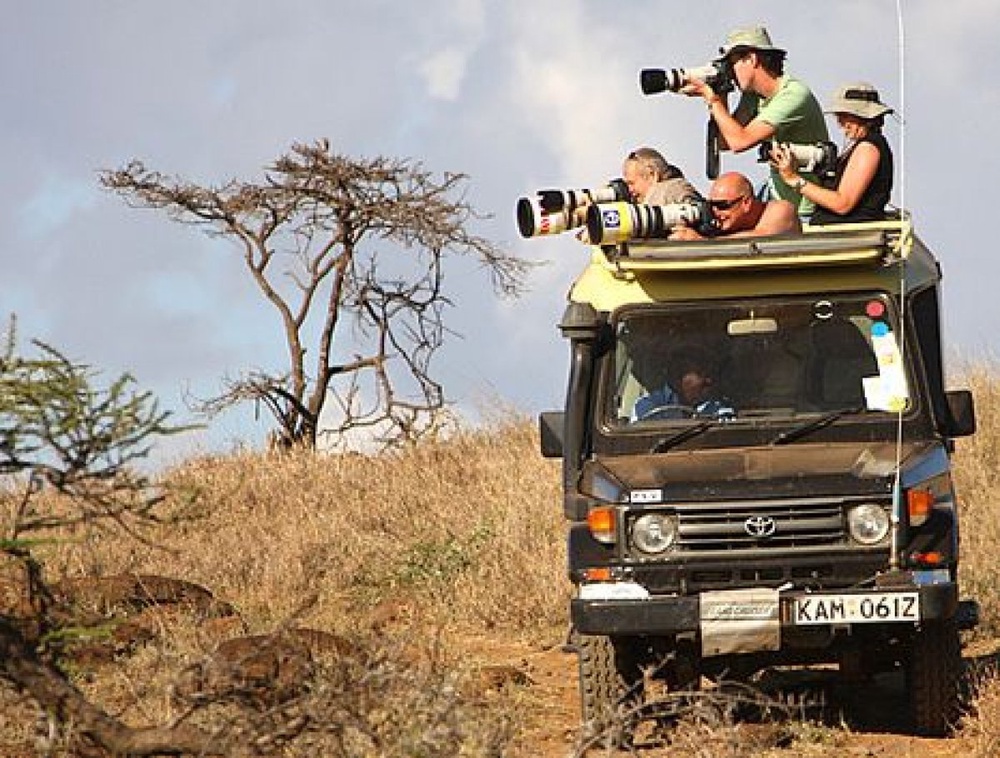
[639,57,736,98]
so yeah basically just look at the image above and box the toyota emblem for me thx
[744,515,778,539]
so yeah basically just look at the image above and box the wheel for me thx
[905,619,962,736]
[576,632,644,746]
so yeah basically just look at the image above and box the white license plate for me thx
[792,592,920,625]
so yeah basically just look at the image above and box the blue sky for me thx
[3,1,998,463]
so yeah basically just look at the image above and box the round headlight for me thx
[631,513,679,555]
[847,503,890,545]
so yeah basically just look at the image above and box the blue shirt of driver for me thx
[632,385,736,422]
[632,386,684,422]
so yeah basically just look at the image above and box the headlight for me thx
[631,513,679,554]
[847,503,890,545]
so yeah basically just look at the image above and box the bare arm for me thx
[682,79,776,152]
[707,98,775,153]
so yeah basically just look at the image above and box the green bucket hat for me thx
[719,26,786,57]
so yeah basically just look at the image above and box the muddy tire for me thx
[576,632,643,746]
[905,619,962,736]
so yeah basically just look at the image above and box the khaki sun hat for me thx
[719,26,786,56]
[826,82,893,119]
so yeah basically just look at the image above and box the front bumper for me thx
[572,581,959,636]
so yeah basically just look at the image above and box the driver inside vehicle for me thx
[631,344,735,422]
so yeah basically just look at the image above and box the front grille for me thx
[672,498,847,551]
[623,497,890,592]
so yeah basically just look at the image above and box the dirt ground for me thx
[475,631,995,758]
[0,627,988,757]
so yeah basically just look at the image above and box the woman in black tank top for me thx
[770,82,894,225]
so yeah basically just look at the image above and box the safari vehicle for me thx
[539,218,977,737]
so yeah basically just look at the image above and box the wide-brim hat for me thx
[825,82,893,119]
[719,26,786,57]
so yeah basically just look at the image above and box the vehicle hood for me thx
[586,440,943,500]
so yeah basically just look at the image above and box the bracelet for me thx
[792,177,807,191]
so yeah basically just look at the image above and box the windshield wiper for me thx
[770,406,865,446]
[650,420,715,454]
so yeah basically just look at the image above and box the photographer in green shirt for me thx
[681,26,828,215]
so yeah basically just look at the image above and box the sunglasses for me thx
[709,195,748,210]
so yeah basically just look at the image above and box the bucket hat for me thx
[719,26,786,57]
[826,82,893,119]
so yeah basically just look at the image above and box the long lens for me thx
[760,141,838,174]
[640,64,719,95]
[516,197,586,239]
[586,201,707,245]
[795,141,837,174]
[537,178,630,213]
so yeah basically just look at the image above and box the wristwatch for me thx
[792,177,807,191]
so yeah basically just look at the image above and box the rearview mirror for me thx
[943,389,976,438]
[727,317,778,336]
[539,411,565,458]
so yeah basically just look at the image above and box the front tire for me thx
[576,633,644,746]
[905,619,962,736]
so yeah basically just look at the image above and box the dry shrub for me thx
[573,687,848,758]
[47,620,520,757]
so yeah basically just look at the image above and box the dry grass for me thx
[6,365,1000,755]
[964,666,1000,758]
[12,415,564,756]
[40,416,566,637]
[951,365,1000,640]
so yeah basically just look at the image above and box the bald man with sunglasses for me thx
[669,172,801,241]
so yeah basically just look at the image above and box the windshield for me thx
[608,294,910,427]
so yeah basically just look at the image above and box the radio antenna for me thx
[896,0,907,214]
[889,0,908,571]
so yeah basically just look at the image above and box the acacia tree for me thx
[101,141,530,449]
[0,323,219,755]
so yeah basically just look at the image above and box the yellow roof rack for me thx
[596,219,913,274]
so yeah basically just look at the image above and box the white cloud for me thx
[1,0,997,458]
[419,46,469,100]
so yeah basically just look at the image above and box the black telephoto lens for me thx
[640,69,668,95]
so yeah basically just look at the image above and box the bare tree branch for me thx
[101,140,533,449]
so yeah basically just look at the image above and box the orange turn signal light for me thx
[582,567,613,582]
[907,489,934,526]
[587,506,616,544]
[912,551,943,566]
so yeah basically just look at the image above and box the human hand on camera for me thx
[680,79,712,101]
[573,208,592,243]
[769,144,799,185]
[669,225,703,241]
